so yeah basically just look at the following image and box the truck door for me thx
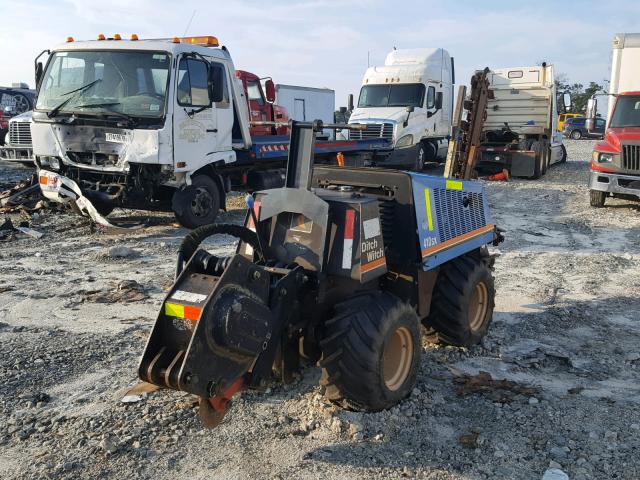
[246,79,270,135]
[173,56,218,170]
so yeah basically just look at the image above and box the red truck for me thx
[587,33,640,207]
[235,70,289,136]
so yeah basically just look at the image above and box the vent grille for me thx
[622,144,640,172]
[432,189,486,242]
[378,199,395,249]
[8,121,31,146]
[349,123,394,141]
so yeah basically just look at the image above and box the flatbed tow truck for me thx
[31,34,392,228]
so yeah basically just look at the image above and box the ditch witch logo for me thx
[361,238,384,262]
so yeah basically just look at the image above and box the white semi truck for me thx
[478,63,568,178]
[348,48,454,169]
[31,35,392,228]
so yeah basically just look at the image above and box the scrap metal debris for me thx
[0,217,44,241]
[0,174,49,213]
[121,381,160,404]
[453,370,540,403]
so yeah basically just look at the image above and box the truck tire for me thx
[172,174,221,229]
[423,249,495,347]
[415,144,426,170]
[559,144,567,164]
[529,140,544,179]
[320,292,421,411]
[590,190,606,208]
[570,130,582,140]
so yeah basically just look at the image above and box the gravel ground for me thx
[1,139,639,480]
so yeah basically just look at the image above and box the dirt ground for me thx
[1,139,639,480]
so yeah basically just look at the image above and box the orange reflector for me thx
[172,36,180,43]
[336,152,345,167]
[183,305,202,321]
[97,34,105,40]
[114,33,122,40]
[131,34,139,41]
[39,175,48,185]
[66,37,74,43]
[176,161,186,168]
[181,35,219,47]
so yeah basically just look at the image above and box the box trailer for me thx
[275,84,335,139]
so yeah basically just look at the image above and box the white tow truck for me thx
[32,34,392,228]
[348,48,454,169]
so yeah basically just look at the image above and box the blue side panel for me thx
[247,136,392,160]
[407,172,495,271]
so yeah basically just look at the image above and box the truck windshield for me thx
[36,50,170,119]
[358,84,425,108]
[610,96,640,128]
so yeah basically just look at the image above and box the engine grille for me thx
[349,123,394,141]
[378,199,396,249]
[622,144,640,172]
[67,151,119,167]
[8,121,32,146]
[432,189,486,242]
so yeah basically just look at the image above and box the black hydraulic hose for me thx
[176,223,261,278]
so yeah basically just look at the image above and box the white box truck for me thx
[586,33,640,207]
[348,48,454,169]
[275,84,335,139]
[478,63,567,179]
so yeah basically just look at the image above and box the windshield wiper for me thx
[75,102,122,109]
[71,102,137,126]
[47,79,102,118]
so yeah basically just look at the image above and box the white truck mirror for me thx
[585,98,597,132]
[562,92,571,112]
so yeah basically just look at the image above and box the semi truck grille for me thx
[622,144,640,172]
[8,121,32,146]
[349,123,394,141]
[432,189,486,242]
[67,151,119,167]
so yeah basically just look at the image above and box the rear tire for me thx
[570,130,582,140]
[320,292,421,411]
[559,144,567,163]
[590,189,606,208]
[172,174,221,229]
[529,140,544,179]
[423,249,495,347]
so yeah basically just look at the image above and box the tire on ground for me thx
[529,140,544,179]
[320,291,421,411]
[423,248,495,347]
[570,130,582,140]
[590,189,606,208]
[172,174,221,229]
[559,144,567,163]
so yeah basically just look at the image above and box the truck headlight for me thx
[598,153,613,163]
[395,134,414,149]
[37,155,51,167]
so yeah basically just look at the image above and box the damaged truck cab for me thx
[32,35,252,227]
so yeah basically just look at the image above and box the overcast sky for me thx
[1,0,638,106]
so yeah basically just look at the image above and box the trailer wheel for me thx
[423,250,495,347]
[172,175,221,229]
[320,292,421,411]
[590,190,606,208]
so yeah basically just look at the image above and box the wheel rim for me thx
[468,281,489,330]
[383,326,413,391]
[191,187,213,218]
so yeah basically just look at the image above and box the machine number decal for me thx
[171,290,207,303]
[362,218,381,239]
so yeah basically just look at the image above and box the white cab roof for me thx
[363,48,451,84]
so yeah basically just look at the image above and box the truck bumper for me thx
[0,145,34,164]
[589,170,640,199]
[38,170,135,231]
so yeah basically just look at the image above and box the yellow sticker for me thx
[446,180,463,190]
[424,188,433,231]
[165,302,184,318]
